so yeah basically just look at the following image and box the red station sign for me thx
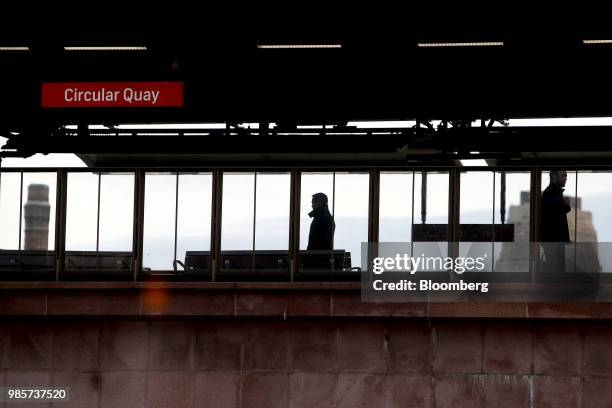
[41,82,184,108]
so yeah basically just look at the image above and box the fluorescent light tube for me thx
[0,47,29,51]
[418,42,503,47]
[583,39,612,44]
[64,46,147,51]
[258,44,341,49]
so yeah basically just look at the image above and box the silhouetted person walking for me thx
[307,193,335,250]
[540,170,571,273]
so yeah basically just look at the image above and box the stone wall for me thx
[0,318,610,407]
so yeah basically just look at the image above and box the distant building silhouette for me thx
[495,191,601,272]
[23,184,50,250]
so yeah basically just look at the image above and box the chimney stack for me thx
[23,184,50,250]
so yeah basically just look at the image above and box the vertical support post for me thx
[288,170,301,282]
[18,172,23,250]
[530,169,541,243]
[421,172,427,224]
[55,169,68,282]
[573,169,578,273]
[252,172,257,273]
[173,172,180,274]
[491,172,496,272]
[367,169,380,275]
[530,168,542,280]
[368,168,380,244]
[410,171,416,256]
[132,170,145,281]
[210,170,224,281]
[331,170,336,271]
[96,173,101,273]
[448,169,461,267]
[500,171,507,224]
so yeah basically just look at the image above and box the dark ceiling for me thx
[1,5,612,126]
[3,6,612,166]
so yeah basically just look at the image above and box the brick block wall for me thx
[0,319,610,407]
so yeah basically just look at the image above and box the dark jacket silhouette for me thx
[307,205,335,250]
[540,183,571,242]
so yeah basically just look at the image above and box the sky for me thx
[2,118,612,271]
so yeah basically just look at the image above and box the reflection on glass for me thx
[221,173,255,251]
[334,172,369,270]
[143,173,176,270]
[379,172,413,242]
[66,173,98,251]
[0,173,22,250]
[176,173,213,271]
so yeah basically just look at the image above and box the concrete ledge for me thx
[0,283,612,319]
[0,282,361,290]
[0,282,612,320]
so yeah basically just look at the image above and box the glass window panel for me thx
[459,172,494,271]
[540,170,577,273]
[460,171,494,225]
[413,172,449,262]
[255,173,290,250]
[0,173,22,250]
[65,173,98,251]
[494,172,531,233]
[143,173,177,270]
[221,173,255,251]
[176,173,213,270]
[493,172,531,273]
[379,172,413,242]
[541,170,577,231]
[576,171,609,242]
[576,171,610,272]
[540,170,577,243]
[414,172,449,225]
[334,172,369,270]
[98,174,134,251]
[21,173,57,251]
[300,172,334,250]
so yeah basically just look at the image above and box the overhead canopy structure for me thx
[1,5,612,164]
[1,6,612,123]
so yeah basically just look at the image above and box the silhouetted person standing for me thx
[307,193,335,250]
[540,170,570,272]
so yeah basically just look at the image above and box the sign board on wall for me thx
[41,82,184,108]
[412,224,515,242]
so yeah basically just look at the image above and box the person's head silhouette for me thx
[549,170,567,188]
[311,192,329,210]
